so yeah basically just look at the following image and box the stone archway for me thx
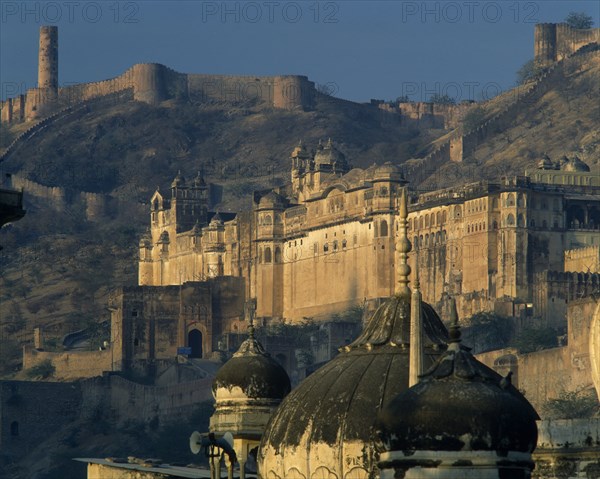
[188,329,203,358]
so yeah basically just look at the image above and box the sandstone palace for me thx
[136,141,599,342]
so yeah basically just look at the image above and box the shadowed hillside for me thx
[0,48,599,377]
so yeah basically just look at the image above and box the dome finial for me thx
[448,296,461,345]
[396,187,412,296]
[409,249,423,387]
[246,298,256,340]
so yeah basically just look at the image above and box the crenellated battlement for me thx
[535,23,600,66]
[0,27,316,126]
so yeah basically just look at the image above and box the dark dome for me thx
[563,155,591,172]
[259,293,448,479]
[213,333,291,401]
[377,318,539,455]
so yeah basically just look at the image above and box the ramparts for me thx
[1,63,316,126]
[22,347,114,381]
[376,100,472,129]
[535,23,600,66]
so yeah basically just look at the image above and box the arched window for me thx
[275,247,282,263]
[323,243,329,253]
[333,240,338,251]
[419,217,424,229]
[436,211,441,225]
[454,205,462,218]
[493,220,498,230]
[517,214,525,227]
[442,211,447,223]
[530,219,536,227]
[413,236,419,249]
[264,247,272,263]
[467,225,471,233]
[435,232,441,244]
[506,214,515,226]
[342,239,347,249]
[425,234,429,247]
[506,193,515,207]
[263,214,272,225]
[425,216,430,228]
[380,220,388,237]
[517,194,524,207]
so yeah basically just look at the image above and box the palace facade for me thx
[139,142,600,323]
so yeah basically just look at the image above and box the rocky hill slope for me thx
[0,48,599,376]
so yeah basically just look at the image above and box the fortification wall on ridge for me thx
[22,347,114,381]
[535,23,600,65]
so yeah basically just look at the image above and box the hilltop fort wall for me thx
[535,23,600,66]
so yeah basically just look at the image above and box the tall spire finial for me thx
[246,298,256,340]
[409,249,423,387]
[396,187,412,296]
[448,296,461,345]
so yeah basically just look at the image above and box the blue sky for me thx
[1,1,599,102]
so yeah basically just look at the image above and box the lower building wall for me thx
[476,299,598,412]
[22,347,114,380]
[532,418,600,479]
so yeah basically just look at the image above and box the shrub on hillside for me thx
[25,359,55,379]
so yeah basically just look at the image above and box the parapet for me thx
[535,23,600,66]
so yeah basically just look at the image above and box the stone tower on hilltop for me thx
[38,26,58,94]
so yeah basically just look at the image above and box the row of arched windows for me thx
[413,230,448,248]
[466,222,487,233]
[409,211,449,230]
[258,246,282,264]
[467,198,487,214]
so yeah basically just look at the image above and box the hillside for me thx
[1,48,599,376]
[418,48,600,188]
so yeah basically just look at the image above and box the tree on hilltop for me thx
[564,12,594,29]
[429,94,456,105]
[516,59,544,85]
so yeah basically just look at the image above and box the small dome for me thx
[376,305,539,455]
[314,138,348,168]
[291,140,310,159]
[562,155,590,172]
[209,212,224,225]
[258,191,285,209]
[193,171,206,187]
[171,171,186,187]
[537,154,554,170]
[213,329,291,402]
[373,162,405,183]
[191,221,202,236]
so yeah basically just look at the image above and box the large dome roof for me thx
[258,293,448,479]
[376,310,539,456]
